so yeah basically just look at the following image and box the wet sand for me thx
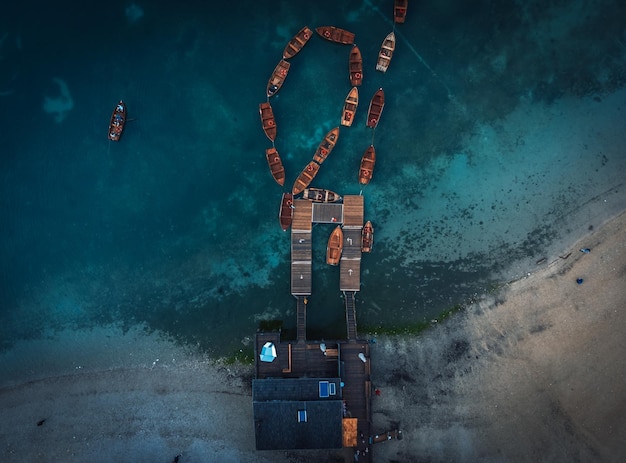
[1,211,625,462]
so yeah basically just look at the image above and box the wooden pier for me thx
[254,193,373,461]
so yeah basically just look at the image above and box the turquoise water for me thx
[1,1,626,357]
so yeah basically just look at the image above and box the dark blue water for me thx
[1,0,625,357]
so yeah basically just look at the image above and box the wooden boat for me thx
[302,188,342,203]
[394,0,408,24]
[375,32,396,73]
[283,25,313,59]
[267,59,291,98]
[326,225,343,265]
[279,192,294,231]
[341,87,359,127]
[292,161,320,195]
[265,147,285,186]
[315,26,355,45]
[312,127,340,164]
[358,145,376,185]
[259,102,277,141]
[366,88,385,128]
[348,45,363,86]
[362,221,374,253]
[108,100,127,141]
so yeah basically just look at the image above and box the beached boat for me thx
[366,88,385,128]
[341,87,359,127]
[302,188,342,203]
[315,26,355,45]
[375,32,396,73]
[358,145,376,185]
[265,147,285,186]
[283,25,313,59]
[394,0,408,24]
[259,102,277,141]
[361,221,374,253]
[279,192,294,231]
[292,161,320,195]
[108,100,127,141]
[349,45,363,86]
[267,59,291,98]
[312,127,340,164]
[326,225,344,265]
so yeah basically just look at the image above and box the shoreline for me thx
[2,210,625,461]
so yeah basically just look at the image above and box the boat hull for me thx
[312,127,340,164]
[326,225,344,265]
[108,100,127,141]
[267,59,291,98]
[376,32,396,73]
[349,45,363,87]
[358,145,376,185]
[292,161,320,195]
[283,25,313,59]
[316,26,355,45]
[341,87,359,127]
[394,0,408,24]
[362,221,374,253]
[279,192,294,231]
[303,188,342,203]
[366,88,385,128]
[265,147,285,186]
[259,102,277,141]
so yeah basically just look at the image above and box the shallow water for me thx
[1,0,625,358]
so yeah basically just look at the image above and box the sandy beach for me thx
[1,211,624,462]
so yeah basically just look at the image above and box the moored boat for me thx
[279,192,294,231]
[361,221,374,253]
[312,127,340,164]
[326,225,344,265]
[265,147,285,186]
[341,87,359,127]
[375,32,396,73]
[358,145,376,185]
[292,161,320,195]
[366,88,385,128]
[315,26,355,45]
[302,187,342,203]
[267,59,291,98]
[108,100,127,141]
[348,45,363,86]
[394,0,408,24]
[283,25,313,59]
[259,102,277,141]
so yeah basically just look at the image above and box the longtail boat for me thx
[361,221,374,253]
[312,127,340,164]
[265,147,285,186]
[108,100,126,141]
[292,161,320,195]
[341,87,359,127]
[375,32,396,73]
[302,188,342,203]
[349,45,363,86]
[315,26,355,45]
[326,225,343,265]
[283,25,313,59]
[366,88,385,128]
[394,0,408,24]
[259,102,277,141]
[267,59,291,98]
[279,192,293,231]
[358,145,376,185]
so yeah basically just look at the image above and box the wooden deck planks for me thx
[342,195,364,228]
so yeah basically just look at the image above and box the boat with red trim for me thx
[279,192,294,231]
[358,145,376,185]
[292,161,320,195]
[259,101,277,141]
[315,26,355,45]
[361,221,374,253]
[312,127,340,164]
[341,87,359,127]
[267,59,291,97]
[283,26,313,59]
[394,0,408,24]
[366,88,385,128]
[302,188,342,203]
[326,225,344,265]
[349,45,363,86]
[265,147,285,186]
